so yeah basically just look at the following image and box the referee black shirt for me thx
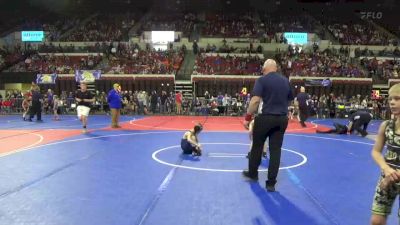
[252,72,294,115]
[75,90,93,107]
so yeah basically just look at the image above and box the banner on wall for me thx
[75,70,102,83]
[36,73,57,84]
[304,78,331,87]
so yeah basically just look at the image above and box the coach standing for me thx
[296,86,310,127]
[243,59,293,192]
[108,83,122,128]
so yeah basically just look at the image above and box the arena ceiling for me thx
[0,0,397,16]
[0,0,396,10]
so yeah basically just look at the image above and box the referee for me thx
[243,59,294,192]
[296,86,310,127]
[347,110,372,137]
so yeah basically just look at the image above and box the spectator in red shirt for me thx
[175,91,183,115]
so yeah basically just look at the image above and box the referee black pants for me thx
[248,115,288,186]
[299,106,309,125]
[29,101,42,121]
[351,118,371,135]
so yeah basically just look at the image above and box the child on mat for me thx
[22,95,30,121]
[52,95,60,121]
[288,104,295,121]
[246,100,267,158]
[316,122,348,134]
[247,119,268,158]
[370,83,400,225]
[181,124,203,156]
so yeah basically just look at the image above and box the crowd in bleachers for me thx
[105,43,184,74]
[192,54,263,75]
[63,14,137,42]
[327,22,397,46]
[201,42,263,54]
[360,57,400,79]
[38,42,110,54]
[0,45,26,71]
[138,13,197,36]
[259,14,323,42]
[278,47,366,78]
[354,47,400,80]
[355,47,400,58]
[7,54,102,73]
[202,13,260,38]
[44,17,82,41]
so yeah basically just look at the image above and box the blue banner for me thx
[304,78,331,87]
[36,73,57,84]
[75,70,101,83]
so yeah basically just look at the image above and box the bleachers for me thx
[193,53,263,75]
[62,13,138,42]
[7,54,102,73]
[278,49,366,78]
[138,13,197,37]
[360,57,400,80]
[105,49,184,74]
[202,13,260,38]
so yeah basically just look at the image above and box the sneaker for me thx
[192,149,202,156]
[82,128,88,133]
[262,151,267,158]
[266,184,276,192]
[361,131,368,137]
[242,170,258,181]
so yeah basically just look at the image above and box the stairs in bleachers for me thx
[176,50,196,80]
[58,14,98,41]
[367,20,398,40]
[175,80,193,99]
[308,14,340,45]
[128,12,152,37]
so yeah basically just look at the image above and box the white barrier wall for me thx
[1,31,398,53]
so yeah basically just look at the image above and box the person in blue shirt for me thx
[107,83,122,128]
[242,59,294,192]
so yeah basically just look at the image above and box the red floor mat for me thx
[0,129,82,155]
[114,116,326,133]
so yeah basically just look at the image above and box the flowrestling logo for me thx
[360,11,383,20]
